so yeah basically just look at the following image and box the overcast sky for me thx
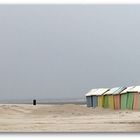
[0,5,140,100]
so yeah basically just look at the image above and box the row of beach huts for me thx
[85,86,140,110]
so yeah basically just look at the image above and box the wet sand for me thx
[0,104,140,132]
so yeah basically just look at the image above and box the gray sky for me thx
[0,5,140,100]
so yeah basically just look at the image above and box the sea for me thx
[0,98,86,105]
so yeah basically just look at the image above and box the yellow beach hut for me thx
[94,88,109,108]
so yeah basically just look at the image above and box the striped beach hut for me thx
[120,86,135,110]
[113,87,126,110]
[95,88,109,108]
[104,87,120,109]
[85,89,98,107]
[128,86,140,110]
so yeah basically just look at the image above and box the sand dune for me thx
[0,104,140,132]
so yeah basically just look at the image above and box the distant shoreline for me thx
[0,102,86,105]
[38,101,86,105]
[0,99,86,105]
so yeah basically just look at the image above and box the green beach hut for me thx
[120,86,135,110]
[94,88,109,108]
[103,95,109,108]
[126,86,140,110]
[127,92,134,110]
[104,87,120,109]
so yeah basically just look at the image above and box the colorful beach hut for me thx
[103,94,109,108]
[95,88,109,108]
[120,86,135,110]
[113,87,126,110]
[85,89,97,107]
[128,86,140,110]
[127,92,134,110]
[104,87,120,109]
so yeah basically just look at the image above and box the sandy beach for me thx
[0,104,140,132]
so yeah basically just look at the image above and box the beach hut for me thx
[89,88,109,108]
[85,89,97,107]
[128,86,140,110]
[92,95,98,108]
[113,87,126,110]
[103,95,109,108]
[104,87,120,109]
[90,89,99,108]
[95,88,109,108]
[120,86,135,110]
[127,92,134,110]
